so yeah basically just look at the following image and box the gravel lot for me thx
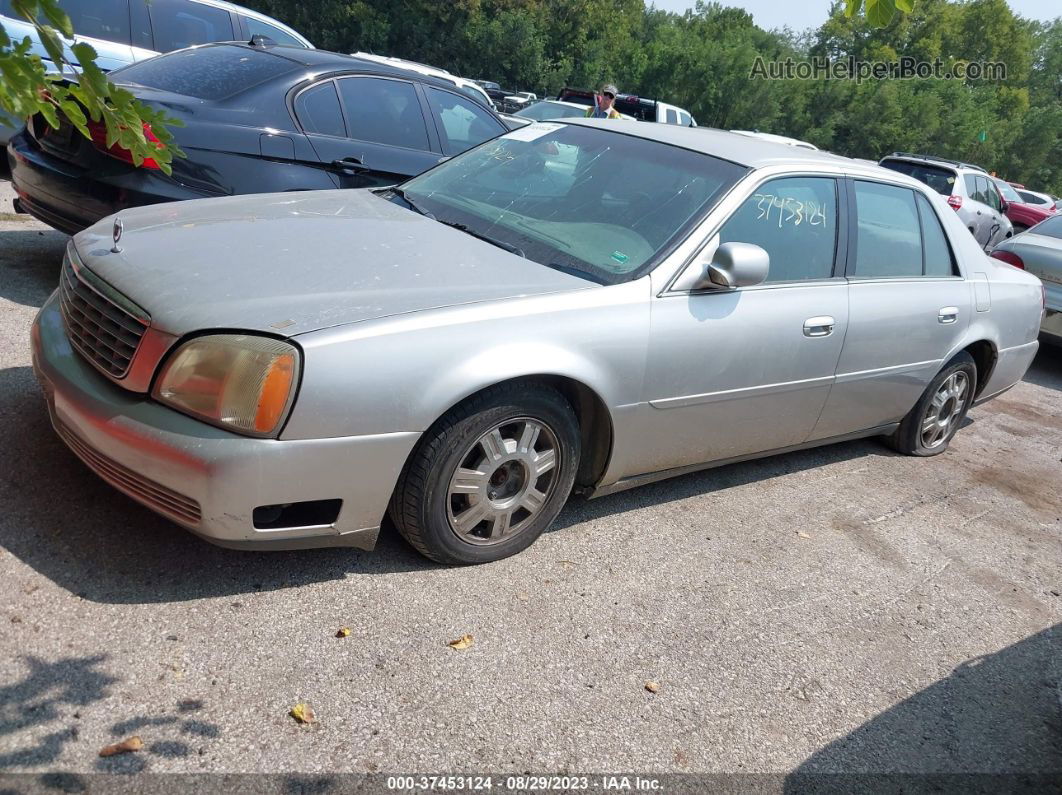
[0,179,1059,785]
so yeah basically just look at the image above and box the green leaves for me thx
[0,0,182,173]
[844,0,910,28]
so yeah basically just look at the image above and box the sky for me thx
[649,0,1059,31]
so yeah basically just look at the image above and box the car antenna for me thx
[249,34,276,47]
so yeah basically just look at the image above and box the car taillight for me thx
[989,249,1024,269]
[947,195,962,211]
[87,119,163,170]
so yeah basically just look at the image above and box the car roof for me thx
[192,0,313,47]
[879,152,987,174]
[561,119,888,171]
[182,43,496,99]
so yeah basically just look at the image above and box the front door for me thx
[640,175,849,475]
[812,180,973,440]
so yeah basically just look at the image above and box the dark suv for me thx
[8,42,509,234]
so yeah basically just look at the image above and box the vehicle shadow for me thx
[0,365,435,606]
[552,437,897,533]
[0,226,67,308]
[783,623,1062,786]
[1,362,900,605]
[0,653,222,778]
[1022,343,1062,392]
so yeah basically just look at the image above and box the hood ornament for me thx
[111,216,123,253]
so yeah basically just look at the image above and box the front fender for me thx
[281,279,651,441]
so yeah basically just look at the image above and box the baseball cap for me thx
[602,83,618,97]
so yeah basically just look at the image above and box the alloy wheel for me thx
[921,371,969,449]
[446,418,560,545]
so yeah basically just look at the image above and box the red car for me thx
[993,178,1055,233]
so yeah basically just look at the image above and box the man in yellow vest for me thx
[585,83,622,119]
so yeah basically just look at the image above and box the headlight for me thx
[153,334,300,436]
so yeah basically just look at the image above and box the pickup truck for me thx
[557,88,697,126]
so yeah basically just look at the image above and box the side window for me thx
[337,77,429,151]
[679,111,691,127]
[64,0,131,45]
[980,178,1001,211]
[130,0,152,50]
[718,176,837,283]
[665,108,679,125]
[853,181,922,278]
[150,0,234,52]
[294,82,346,138]
[916,193,957,277]
[425,87,504,155]
[243,16,305,47]
[964,174,981,202]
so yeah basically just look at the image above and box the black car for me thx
[8,42,510,234]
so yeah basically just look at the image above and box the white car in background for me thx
[0,0,311,146]
[1012,188,1058,211]
[514,99,635,122]
[351,52,496,110]
[730,130,819,150]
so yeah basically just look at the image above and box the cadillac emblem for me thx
[111,216,123,253]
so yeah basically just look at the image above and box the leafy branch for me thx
[0,0,183,173]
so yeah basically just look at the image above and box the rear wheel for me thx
[389,382,580,564]
[886,352,976,456]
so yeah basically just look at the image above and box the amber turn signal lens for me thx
[254,353,296,433]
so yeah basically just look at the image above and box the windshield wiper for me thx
[389,187,435,219]
[436,220,525,257]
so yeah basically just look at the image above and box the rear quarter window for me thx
[110,45,297,100]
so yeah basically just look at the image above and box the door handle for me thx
[803,316,835,337]
[938,306,959,324]
[331,156,368,174]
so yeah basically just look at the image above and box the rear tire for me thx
[389,382,580,564]
[886,352,976,456]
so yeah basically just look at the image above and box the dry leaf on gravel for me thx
[99,736,144,757]
[645,681,660,694]
[335,627,351,638]
[797,531,811,539]
[448,634,474,650]
[290,703,316,724]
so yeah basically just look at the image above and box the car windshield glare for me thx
[515,102,585,121]
[398,123,746,284]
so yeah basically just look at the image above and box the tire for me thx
[389,382,580,564]
[885,351,977,456]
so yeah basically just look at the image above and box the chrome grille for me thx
[59,255,147,379]
[56,421,202,526]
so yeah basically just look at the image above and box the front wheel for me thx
[886,352,976,456]
[389,382,580,564]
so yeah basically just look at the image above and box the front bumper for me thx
[31,291,420,550]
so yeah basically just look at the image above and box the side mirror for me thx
[675,241,770,291]
[999,199,1009,212]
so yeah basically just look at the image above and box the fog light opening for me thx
[253,499,343,530]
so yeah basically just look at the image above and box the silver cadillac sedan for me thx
[31,120,1044,564]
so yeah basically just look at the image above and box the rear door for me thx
[812,180,972,439]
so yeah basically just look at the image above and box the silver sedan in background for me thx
[31,121,1044,564]
[991,214,1062,345]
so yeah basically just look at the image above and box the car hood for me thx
[72,190,592,337]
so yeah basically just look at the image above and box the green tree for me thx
[0,0,181,172]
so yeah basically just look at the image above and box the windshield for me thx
[398,123,746,284]
[1030,215,1062,239]
[515,102,586,121]
[994,179,1021,203]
